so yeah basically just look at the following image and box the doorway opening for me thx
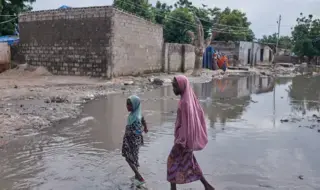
[269,50,272,62]
[260,49,264,62]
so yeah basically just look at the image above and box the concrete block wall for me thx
[211,41,239,59]
[163,43,195,73]
[111,9,163,77]
[239,41,273,65]
[17,7,192,78]
[0,43,10,73]
[239,41,253,65]
[183,44,195,71]
[18,6,114,77]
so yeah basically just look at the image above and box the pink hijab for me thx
[174,75,208,151]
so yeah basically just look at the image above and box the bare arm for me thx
[141,116,148,133]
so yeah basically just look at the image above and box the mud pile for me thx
[0,64,52,77]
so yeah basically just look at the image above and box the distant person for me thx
[122,95,148,187]
[168,75,215,190]
[217,53,228,72]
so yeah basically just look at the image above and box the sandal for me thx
[133,178,146,187]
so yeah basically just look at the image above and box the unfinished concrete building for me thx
[18,6,163,78]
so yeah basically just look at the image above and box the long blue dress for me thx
[202,46,215,70]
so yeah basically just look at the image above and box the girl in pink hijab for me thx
[167,75,215,190]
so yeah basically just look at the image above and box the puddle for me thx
[1,75,320,190]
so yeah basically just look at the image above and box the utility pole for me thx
[275,15,281,55]
[251,41,254,67]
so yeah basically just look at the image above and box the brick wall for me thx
[111,9,163,77]
[19,6,114,77]
[163,43,195,73]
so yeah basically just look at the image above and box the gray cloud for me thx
[31,0,320,38]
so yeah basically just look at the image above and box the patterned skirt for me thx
[122,127,143,168]
[167,144,203,184]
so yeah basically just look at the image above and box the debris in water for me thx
[124,81,134,85]
[148,77,154,83]
[14,85,18,89]
[298,175,304,180]
[45,96,69,103]
[309,125,316,129]
[73,116,95,126]
[250,100,258,103]
[162,78,172,83]
[151,78,164,86]
[280,119,289,123]
[83,94,95,101]
[259,184,273,188]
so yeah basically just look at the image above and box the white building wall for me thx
[239,41,273,65]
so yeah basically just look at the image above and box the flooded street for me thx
[1,75,320,190]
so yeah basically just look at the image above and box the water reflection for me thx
[3,75,312,190]
[288,75,320,113]
[199,75,275,128]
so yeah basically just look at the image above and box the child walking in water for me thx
[167,75,215,190]
[122,95,148,187]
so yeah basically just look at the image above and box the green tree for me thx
[173,0,216,40]
[292,13,320,61]
[113,0,154,21]
[213,7,254,41]
[163,8,195,43]
[0,0,34,35]
[313,37,320,51]
[191,5,213,40]
[152,1,172,25]
[258,33,293,49]
[279,36,293,49]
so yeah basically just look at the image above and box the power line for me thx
[114,0,250,34]
[115,0,256,31]
[168,7,293,29]
[115,0,296,35]
[0,17,17,25]
[198,17,292,29]
[0,15,16,17]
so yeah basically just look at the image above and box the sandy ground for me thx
[0,63,312,147]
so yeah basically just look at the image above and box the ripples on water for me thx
[1,75,320,190]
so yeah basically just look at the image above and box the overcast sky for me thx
[31,0,320,38]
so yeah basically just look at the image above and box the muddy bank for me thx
[0,65,216,145]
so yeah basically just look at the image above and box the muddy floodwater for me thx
[1,75,320,190]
